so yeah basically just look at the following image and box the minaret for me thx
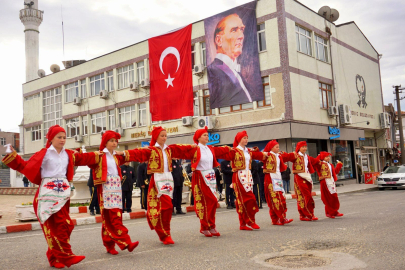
[19,0,43,82]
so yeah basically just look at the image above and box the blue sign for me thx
[207,133,220,145]
[394,159,399,163]
[141,141,150,147]
[328,127,340,140]
[359,137,366,141]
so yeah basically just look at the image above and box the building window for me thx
[315,35,328,62]
[0,138,5,145]
[82,116,88,135]
[43,87,62,135]
[117,65,134,89]
[220,103,254,113]
[119,106,136,129]
[295,25,312,56]
[138,103,147,126]
[90,74,105,96]
[107,70,114,91]
[24,93,40,101]
[136,62,144,83]
[193,91,199,116]
[257,24,267,52]
[65,81,79,103]
[319,82,332,109]
[203,90,213,116]
[108,110,116,130]
[258,76,271,107]
[29,125,41,141]
[191,45,196,69]
[80,79,87,98]
[91,112,106,134]
[66,118,80,138]
[201,43,206,66]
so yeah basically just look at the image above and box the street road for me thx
[1,189,404,269]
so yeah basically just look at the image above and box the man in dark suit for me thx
[214,166,224,201]
[251,160,262,209]
[136,162,150,210]
[120,162,136,213]
[208,13,254,108]
[257,161,266,204]
[87,169,100,216]
[281,165,291,194]
[171,159,186,215]
[220,160,235,209]
[185,162,194,206]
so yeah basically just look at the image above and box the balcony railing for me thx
[19,8,43,20]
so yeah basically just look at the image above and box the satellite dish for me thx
[330,9,340,22]
[318,6,331,20]
[50,64,60,73]
[38,69,45,78]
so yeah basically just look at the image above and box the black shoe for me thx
[176,210,186,215]
[259,206,263,209]
[172,211,176,215]
[96,211,101,215]
[90,211,95,216]
[227,205,233,209]
[127,209,132,213]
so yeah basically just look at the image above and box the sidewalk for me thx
[0,183,378,234]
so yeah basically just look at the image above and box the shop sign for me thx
[130,125,179,139]
[141,142,150,147]
[394,159,399,164]
[207,133,220,145]
[359,137,365,141]
[328,126,340,140]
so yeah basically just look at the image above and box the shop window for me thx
[331,140,354,179]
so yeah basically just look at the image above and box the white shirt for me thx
[155,142,169,173]
[196,143,214,171]
[215,53,252,102]
[298,151,309,173]
[41,145,69,178]
[237,145,250,168]
[103,148,118,176]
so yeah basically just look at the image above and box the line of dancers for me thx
[2,125,344,268]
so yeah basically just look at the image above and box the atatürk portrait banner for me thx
[204,1,263,109]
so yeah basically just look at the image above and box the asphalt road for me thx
[1,189,405,270]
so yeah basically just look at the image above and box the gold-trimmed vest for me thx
[147,146,172,174]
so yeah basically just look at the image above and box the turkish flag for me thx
[149,24,193,121]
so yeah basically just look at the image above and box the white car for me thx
[377,166,405,190]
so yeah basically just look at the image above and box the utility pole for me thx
[394,85,405,164]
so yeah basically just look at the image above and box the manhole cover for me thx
[265,254,331,268]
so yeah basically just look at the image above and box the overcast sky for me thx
[0,0,403,132]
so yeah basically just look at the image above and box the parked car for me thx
[377,166,405,190]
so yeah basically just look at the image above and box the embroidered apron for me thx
[102,175,122,209]
[201,169,217,198]
[37,177,71,224]
[270,172,285,194]
[325,178,337,194]
[154,172,174,198]
[238,169,253,193]
[298,172,313,185]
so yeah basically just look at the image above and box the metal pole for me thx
[394,85,405,164]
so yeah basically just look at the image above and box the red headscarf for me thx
[318,151,332,161]
[150,126,165,146]
[233,130,248,148]
[264,140,279,152]
[295,141,307,153]
[100,130,121,151]
[45,125,66,148]
[193,126,208,144]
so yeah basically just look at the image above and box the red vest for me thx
[147,146,173,174]
[263,152,287,173]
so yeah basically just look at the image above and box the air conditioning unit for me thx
[73,97,82,105]
[380,112,390,129]
[115,127,125,136]
[182,116,193,126]
[193,64,205,76]
[74,135,83,142]
[327,106,338,117]
[140,78,150,89]
[99,89,108,99]
[338,104,352,125]
[197,116,215,130]
[130,82,139,92]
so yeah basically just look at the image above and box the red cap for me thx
[264,140,279,152]
[193,126,208,144]
[150,126,165,146]
[295,141,307,153]
[233,130,248,148]
[100,130,121,151]
[318,151,332,161]
[45,125,66,148]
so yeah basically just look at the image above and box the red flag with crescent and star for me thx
[148,24,193,121]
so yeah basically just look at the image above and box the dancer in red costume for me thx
[2,125,101,268]
[311,152,343,218]
[281,141,318,221]
[262,140,293,225]
[219,131,266,231]
[89,130,150,255]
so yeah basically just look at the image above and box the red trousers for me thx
[147,175,172,241]
[192,170,217,230]
[97,186,132,251]
[33,189,80,267]
[264,174,287,224]
[320,180,340,216]
[232,173,259,226]
[294,174,315,219]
